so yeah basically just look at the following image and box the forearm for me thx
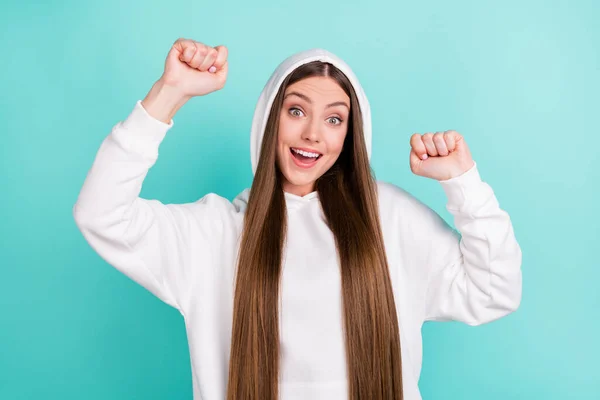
[424,163,523,324]
[73,97,174,223]
[142,79,190,124]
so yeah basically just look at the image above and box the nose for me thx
[300,118,321,143]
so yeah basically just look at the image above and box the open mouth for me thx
[290,147,322,168]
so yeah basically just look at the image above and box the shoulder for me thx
[376,180,408,200]
[376,180,426,214]
[179,189,249,216]
[166,190,247,237]
[375,180,447,229]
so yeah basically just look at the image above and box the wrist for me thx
[438,160,476,182]
[141,80,190,124]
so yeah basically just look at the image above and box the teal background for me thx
[1,0,598,398]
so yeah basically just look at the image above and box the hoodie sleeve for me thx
[72,100,226,313]
[417,162,523,326]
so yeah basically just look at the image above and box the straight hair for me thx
[227,61,404,399]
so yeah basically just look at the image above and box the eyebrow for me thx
[284,91,350,110]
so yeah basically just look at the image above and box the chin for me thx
[279,163,321,195]
[289,175,317,188]
[281,170,317,191]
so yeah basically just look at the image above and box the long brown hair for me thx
[227,61,403,399]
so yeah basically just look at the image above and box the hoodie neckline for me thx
[284,190,319,209]
[233,189,320,212]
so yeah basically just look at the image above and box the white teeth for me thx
[292,148,320,158]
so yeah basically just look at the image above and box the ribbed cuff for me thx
[112,100,174,159]
[438,161,483,211]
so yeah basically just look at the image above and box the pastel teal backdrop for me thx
[1,0,598,398]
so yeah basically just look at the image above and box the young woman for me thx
[73,38,522,400]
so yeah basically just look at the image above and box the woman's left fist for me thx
[409,130,475,181]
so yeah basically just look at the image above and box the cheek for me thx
[277,117,298,146]
[326,132,347,157]
[276,118,289,153]
[276,124,299,168]
[275,133,286,167]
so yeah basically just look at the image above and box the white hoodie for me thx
[73,48,522,400]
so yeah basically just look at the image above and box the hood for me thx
[249,48,372,175]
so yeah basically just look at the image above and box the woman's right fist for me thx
[160,38,228,98]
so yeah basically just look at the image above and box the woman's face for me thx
[276,76,350,197]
